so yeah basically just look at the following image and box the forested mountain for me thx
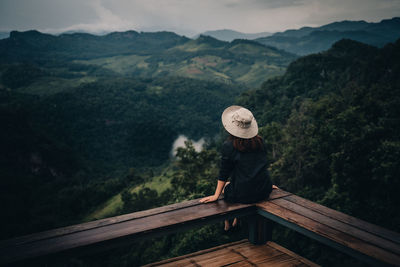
[0,74,243,238]
[0,29,293,240]
[0,28,297,240]
[196,29,271,42]
[0,30,257,238]
[255,17,400,55]
[73,37,400,266]
[239,38,400,231]
[0,30,296,87]
[1,24,399,266]
[0,30,189,62]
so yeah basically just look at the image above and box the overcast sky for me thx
[1,0,399,36]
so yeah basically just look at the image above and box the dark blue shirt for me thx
[218,139,272,203]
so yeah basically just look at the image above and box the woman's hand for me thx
[200,180,226,203]
[272,185,279,189]
[199,195,219,203]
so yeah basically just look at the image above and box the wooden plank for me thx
[191,248,243,266]
[231,241,283,260]
[149,258,196,267]
[147,240,318,267]
[268,189,292,200]
[143,240,248,267]
[257,201,400,266]
[282,194,400,244]
[226,261,254,267]
[233,241,315,267]
[0,198,210,249]
[257,256,302,267]
[270,198,400,255]
[267,241,320,267]
[0,189,287,250]
[254,253,296,265]
[0,201,254,264]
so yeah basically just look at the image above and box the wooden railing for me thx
[1,189,399,266]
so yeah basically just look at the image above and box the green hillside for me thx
[74,36,296,87]
[84,174,172,221]
[0,31,296,88]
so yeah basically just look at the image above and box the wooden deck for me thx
[256,193,400,266]
[144,239,319,267]
[1,189,399,266]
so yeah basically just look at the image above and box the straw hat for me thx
[221,105,258,139]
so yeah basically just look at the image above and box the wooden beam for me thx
[283,194,400,244]
[1,189,399,267]
[0,199,255,265]
[257,198,400,266]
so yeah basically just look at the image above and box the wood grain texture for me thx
[0,190,288,250]
[257,201,400,266]
[267,241,320,267]
[1,189,399,266]
[283,194,400,244]
[144,240,319,267]
[0,198,208,249]
[271,197,400,255]
[268,189,292,200]
[0,199,253,264]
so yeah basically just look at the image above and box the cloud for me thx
[1,0,399,35]
[43,0,135,34]
[300,0,400,26]
[0,0,98,31]
[223,0,308,9]
[171,135,205,156]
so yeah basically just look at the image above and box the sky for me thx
[1,0,400,36]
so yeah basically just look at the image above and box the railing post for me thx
[248,214,272,245]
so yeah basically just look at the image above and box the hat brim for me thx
[221,105,258,139]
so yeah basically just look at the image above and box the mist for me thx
[171,135,205,156]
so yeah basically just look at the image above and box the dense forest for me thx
[239,38,400,231]
[97,38,400,266]
[0,74,245,238]
[0,27,399,266]
[0,30,295,240]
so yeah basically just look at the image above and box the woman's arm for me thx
[199,180,226,203]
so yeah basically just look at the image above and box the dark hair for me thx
[229,134,265,152]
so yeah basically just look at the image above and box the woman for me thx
[200,105,275,231]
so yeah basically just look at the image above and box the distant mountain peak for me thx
[10,30,46,38]
[255,17,400,55]
[329,38,377,54]
[194,34,227,46]
[196,29,271,42]
[105,30,139,39]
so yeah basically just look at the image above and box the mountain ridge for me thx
[255,17,400,55]
[195,29,272,42]
[0,30,296,87]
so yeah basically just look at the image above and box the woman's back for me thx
[220,137,272,203]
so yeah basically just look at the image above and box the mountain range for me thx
[0,30,296,87]
[195,29,271,42]
[255,17,400,55]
